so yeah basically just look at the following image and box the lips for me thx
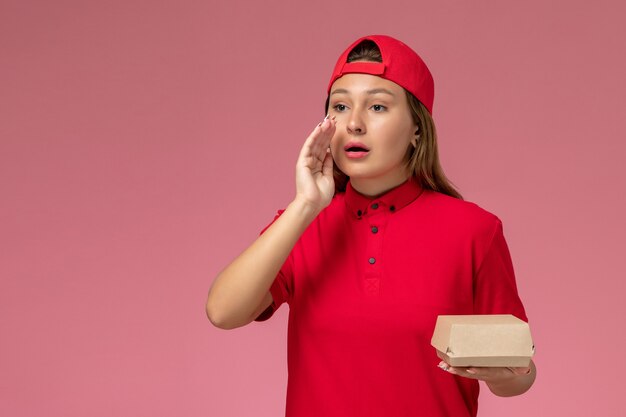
[343,141,370,160]
[344,141,370,152]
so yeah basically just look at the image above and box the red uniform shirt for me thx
[255,177,528,417]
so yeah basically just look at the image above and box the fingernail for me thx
[324,114,329,121]
[466,368,476,374]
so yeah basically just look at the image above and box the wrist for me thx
[288,197,322,223]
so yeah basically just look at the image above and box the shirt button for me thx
[368,257,376,264]
[357,210,362,217]
[371,226,378,233]
[389,205,396,212]
[371,203,379,209]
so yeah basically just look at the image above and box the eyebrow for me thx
[330,88,395,97]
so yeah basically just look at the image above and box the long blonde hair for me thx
[325,40,463,200]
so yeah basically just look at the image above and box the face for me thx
[328,73,418,196]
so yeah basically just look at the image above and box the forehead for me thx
[329,73,404,97]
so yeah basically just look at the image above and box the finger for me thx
[322,148,334,178]
[507,366,532,375]
[299,117,333,165]
[303,139,333,174]
[437,361,481,379]
[311,117,335,159]
[298,122,324,162]
[447,366,477,378]
[437,360,454,373]
[454,366,526,382]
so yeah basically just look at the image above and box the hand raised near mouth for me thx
[294,115,337,214]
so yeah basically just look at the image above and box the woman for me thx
[207,34,536,417]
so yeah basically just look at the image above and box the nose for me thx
[346,109,366,135]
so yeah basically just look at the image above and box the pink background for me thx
[2,0,625,416]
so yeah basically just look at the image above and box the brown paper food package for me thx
[430,314,535,367]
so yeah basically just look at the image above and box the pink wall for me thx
[2,0,625,415]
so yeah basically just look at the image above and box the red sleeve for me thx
[473,218,528,322]
[254,209,293,322]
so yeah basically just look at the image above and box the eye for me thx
[371,104,387,112]
[332,104,348,112]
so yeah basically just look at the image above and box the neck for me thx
[350,175,410,198]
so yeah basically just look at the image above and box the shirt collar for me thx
[344,177,424,218]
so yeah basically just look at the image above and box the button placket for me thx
[363,208,387,296]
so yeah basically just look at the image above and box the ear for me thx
[412,128,420,148]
